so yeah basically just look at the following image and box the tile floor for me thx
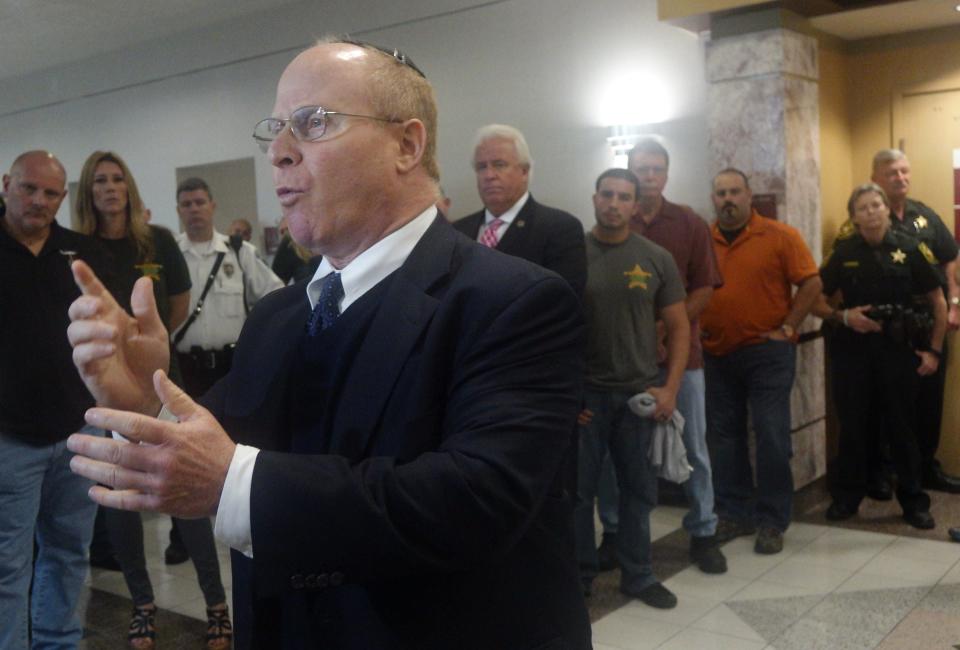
[79,504,960,649]
[591,509,960,650]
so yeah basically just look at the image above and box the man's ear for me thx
[396,119,427,174]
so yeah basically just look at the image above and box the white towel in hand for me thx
[627,392,692,484]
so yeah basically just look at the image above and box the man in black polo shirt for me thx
[0,151,110,647]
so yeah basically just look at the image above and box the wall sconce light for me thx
[606,125,663,167]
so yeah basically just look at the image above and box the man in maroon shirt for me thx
[621,139,727,573]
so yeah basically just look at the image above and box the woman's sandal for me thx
[128,604,157,649]
[206,605,233,649]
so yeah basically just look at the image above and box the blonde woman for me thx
[76,151,231,649]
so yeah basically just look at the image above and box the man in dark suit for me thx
[64,39,590,649]
[454,124,586,297]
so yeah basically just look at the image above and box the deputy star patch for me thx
[914,216,928,229]
[135,263,163,280]
[891,249,907,264]
[624,263,653,289]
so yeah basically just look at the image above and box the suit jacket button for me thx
[305,574,318,589]
[290,574,305,590]
[329,571,344,587]
[317,573,329,588]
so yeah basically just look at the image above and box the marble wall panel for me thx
[791,419,826,489]
[791,338,825,430]
[784,76,821,260]
[707,76,786,187]
[706,29,818,83]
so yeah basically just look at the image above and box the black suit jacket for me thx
[453,196,587,298]
[203,218,590,649]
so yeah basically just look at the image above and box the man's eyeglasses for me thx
[252,106,401,152]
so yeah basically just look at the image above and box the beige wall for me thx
[846,26,960,187]
[818,36,854,255]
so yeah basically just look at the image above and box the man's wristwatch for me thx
[780,323,796,338]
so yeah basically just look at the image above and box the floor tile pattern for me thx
[76,478,960,649]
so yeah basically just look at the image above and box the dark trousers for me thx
[830,332,930,514]
[916,338,948,471]
[105,509,227,607]
[705,340,796,532]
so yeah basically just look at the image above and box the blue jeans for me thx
[575,389,658,592]
[705,340,796,532]
[596,370,718,538]
[597,454,618,534]
[0,431,98,650]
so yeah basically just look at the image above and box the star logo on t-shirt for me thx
[135,263,163,280]
[624,263,653,289]
[891,249,907,264]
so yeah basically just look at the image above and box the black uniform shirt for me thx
[890,199,959,287]
[99,225,190,327]
[0,221,113,444]
[821,229,941,309]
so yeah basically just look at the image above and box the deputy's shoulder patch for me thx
[918,241,937,264]
[835,220,856,241]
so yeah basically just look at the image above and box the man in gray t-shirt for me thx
[575,168,689,609]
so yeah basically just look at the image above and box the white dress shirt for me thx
[172,231,284,351]
[215,206,438,556]
[476,192,529,242]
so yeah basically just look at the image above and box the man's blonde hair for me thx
[318,37,439,181]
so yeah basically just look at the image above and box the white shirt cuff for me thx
[214,443,259,558]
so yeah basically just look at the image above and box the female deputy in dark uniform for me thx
[817,182,946,529]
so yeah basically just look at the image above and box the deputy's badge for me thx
[624,263,652,290]
[515,219,526,228]
[59,249,78,265]
[891,249,906,264]
[914,216,928,230]
[918,242,937,264]
[223,262,235,278]
[135,263,162,280]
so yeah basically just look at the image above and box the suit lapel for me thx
[462,213,484,238]
[327,218,456,459]
[225,294,307,419]
[496,196,536,254]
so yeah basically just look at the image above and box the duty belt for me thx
[864,304,933,346]
[184,344,236,370]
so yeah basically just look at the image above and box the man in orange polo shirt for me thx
[700,168,821,555]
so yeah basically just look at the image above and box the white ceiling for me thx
[811,0,960,40]
[3,0,960,84]
[0,0,301,80]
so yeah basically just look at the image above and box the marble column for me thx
[705,28,825,488]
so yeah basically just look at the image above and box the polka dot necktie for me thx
[308,272,344,336]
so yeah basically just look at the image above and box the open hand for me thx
[67,370,236,518]
[67,260,169,414]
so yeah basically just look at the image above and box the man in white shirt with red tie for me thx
[453,124,586,298]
